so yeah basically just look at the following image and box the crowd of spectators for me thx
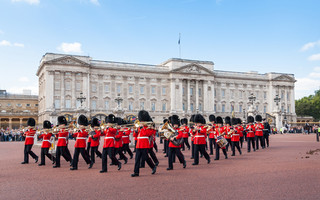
[0,128,25,141]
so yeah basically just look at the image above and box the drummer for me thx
[214,116,228,160]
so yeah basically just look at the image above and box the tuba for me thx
[160,122,184,146]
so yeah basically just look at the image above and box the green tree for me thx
[295,89,320,120]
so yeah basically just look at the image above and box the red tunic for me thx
[136,126,153,149]
[39,133,53,148]
[193,126,207,145]
[190,128,195,142]
[181,126,190,138]
[122,128,131,144]
[90,130,101,147]
[255,123,264,136]
[169,128,183,148]
[24,129,36,145]
[231,126,240,142]
[238,126,244,137]
[133,130,138,141]
[56,129,69,147]
[72,129,88,148]
[246,124,256,138]
[149,129,156,148]
[101,127,117,148]
[215,126,226,142]
[208,126,216,139]
[114,128,123,148]
[224,125,232,139]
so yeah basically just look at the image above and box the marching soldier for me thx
[189,115,195,159]
[208,114,216,155]
[180,118,190,151]
[21,118,39,164]
[53,116,72,168]
[38,120,55,166]
[114,118,128,164]
[122,121,133,159]
[70,115,91,170]
[100,114,122,173]
[214,116,228,160]
[263,118,271,147]
[246,116,256,152]
[192,114,210,165]
[231,118,242,156]
[224,116,232,152]
[167,115,186,170]
[238,119,244,148]
[131,110,156,177]
[88,118,102,169]
[161,119,169,156]
[255,115,265,150]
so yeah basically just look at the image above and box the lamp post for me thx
[247,93,256,116]
[77,92,86,108]
[273,94,281,132]
[274,94,281,106]
[114,94,124,117]
[115,94,123,108]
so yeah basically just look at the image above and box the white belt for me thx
[195,135,205,137]
[138,137,149,139]
[122,136,129,138]
[26,136,34,138]
[232,134,239,136]
[77,137,87,140]
[58,137,67,139]
[43,140,50,142]
[105,137,115,139]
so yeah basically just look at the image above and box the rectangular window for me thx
[190,88,193,96]
[151,102,155,111]
[54,100,60,109]
[140,102,144,110]
[91,100,97,110]
[65,82,71,90]
[214,104,217,112]
[92,84,97,92]
[182,103,185,111]
[222,104,225,112]
[287,106,290,113]
[76,100,81,109]
[239,105,243,113]
[151,86,156,94]
[65,100,71,109]
[117,85,121,93]
[256,105,259,111]
[264,92,267,100]
[199,103,202,111]
[162,87,166,95]
[129,85,133,94]
[281,92,284,99]
[183,87,185,96]
[76,82,81,91]
[221,89,225,98]
[140,86,144,94]
[162,103,166,111]
[35,104,38,107]
[199,88,202,97]
[55,82,60,90]
[264,105,267,113]
[105,85,110,93]
[128,102,133,111]
[287,92,290,101]
[190,103,194,112]
[26,104,31,107]
[281,106,284,113]
[105,101,109,110]
[255,91,259,98]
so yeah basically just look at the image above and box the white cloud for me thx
[300,40,320,51]
[7,86,38,95]
[0,40,11,46]
[314,66,320,72]
[0,40,24,47]
[308,53,320,61]
[295,78,320,99]
[19,77,29,82]
[11,0,40,5]
[57,42,82,53]
[90,0,100,5]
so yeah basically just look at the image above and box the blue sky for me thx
[0,0,320,99]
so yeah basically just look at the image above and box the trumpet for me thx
[134,120,154,128]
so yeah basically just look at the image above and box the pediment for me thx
[170,64,214,75]
[46,56,90,67]
[272,75,295,82]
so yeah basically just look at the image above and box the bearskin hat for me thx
[225,116,231,125]
[255,115,262,122]
[91,118,100,127]
[138,110,152,122]
[78,115,89,126]
[105,114,116,124]
[237,118,242,125]
[231,118,237,126]
[57,116,67,126]
[216,116,223,124]
[194,114,205,124]
[171,115,180,126]
[168,116,172,123]
[209,114,216,123]
[27,118,36,127]
[181,118,188,125]
[190,114,195,123]
[115,117,123,125]
[163,119,168,124]
[247,116,254,123]
[43,120,52,129]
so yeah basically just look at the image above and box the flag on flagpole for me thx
[178,33,181,45]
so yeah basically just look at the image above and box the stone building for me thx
[36,53,296,127]
[0,90,38,129]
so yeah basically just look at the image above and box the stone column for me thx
[9,118,12,129]
[46,71,54,112]
[170,78,176,113]
[203,80,208,113]
[60,72,65,109]
[71,72,76,108]
[195,80,199,111]
[177,79,183,112]
[20,118,23,128]
[187,79,191,112]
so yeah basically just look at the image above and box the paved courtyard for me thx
[0,134,319,200]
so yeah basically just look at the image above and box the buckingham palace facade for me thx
[36,53,296,125]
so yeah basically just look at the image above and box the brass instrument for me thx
[134,120,154,128]
[160,122,183,146]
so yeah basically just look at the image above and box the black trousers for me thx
[153,142,158,152]
[55,146,72,167]
[164,140,168,154]
[115,147,127,162]
[102,147,119,172]
[122,143,133,158]
[182,138,190,150]
[90,146,102,164]
[264,134,269,147]
[134,148,155,174]
[160,137,163,144]
[149,148,159,164]
[168,147,185,169]
[240,136,244,148]
[194,144,210,164]
[87,142,91,156]
[247,137,255,152]
[133,140,137,152]
[191,141,195,158]
[72,147,91,169]
[256,136,265,149]
[215,145,227,160]
[40,147,55,165]
[231,141,241,155]
[226,139,232,151]
[209,138,215,154]
[24,144,38,163]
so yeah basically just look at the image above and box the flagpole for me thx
[178,33,181,59]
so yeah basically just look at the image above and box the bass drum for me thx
[171,137,184,146]
[216,135,228,148]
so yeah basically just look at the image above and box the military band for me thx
[20,109,272,177]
